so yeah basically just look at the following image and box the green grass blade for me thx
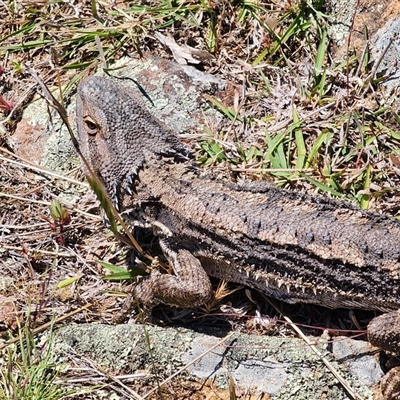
[57,276,82,288]
[98,261,128,273]
[305,130,330,168]
[359,165,372,209]
[314,28,327,75]
[86,176,119,236]
[99,260,147,280]
[292,106,306,169]
[300,173,343,197]
[205,96,243,122]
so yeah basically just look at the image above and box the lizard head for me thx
[76,76,192,206]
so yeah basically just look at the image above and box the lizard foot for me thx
[368,311,400,399]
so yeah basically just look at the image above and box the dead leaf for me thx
[154,32,213,65]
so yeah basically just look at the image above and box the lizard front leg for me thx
[133,238,214,310]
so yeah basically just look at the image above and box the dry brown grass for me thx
[0,147,126,327]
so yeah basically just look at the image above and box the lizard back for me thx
[77,76,400,313]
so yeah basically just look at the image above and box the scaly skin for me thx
[77,76,400,399]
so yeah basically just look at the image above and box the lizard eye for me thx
[83,117,98,135]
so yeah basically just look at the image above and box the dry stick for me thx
[361,33,397,97]
[267,101,336,133]
[67,353,145,400]
[3,244,75,258]
[64,373,150,384]
[0,304,92,351]
[0,148,88,187]
[282,315,364,400]
[107,375,145,400]
[81,355,145,400]
[143,332,235,399]
[264,295,363,400]
[355,40,369,78]
[25,66,148,259]
[0,151,94,219]
[345,0,360,92]
[0,192,101,220]
[0,192,54,206]
[0,222,49,229]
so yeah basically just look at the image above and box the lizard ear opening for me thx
[83,117,98,135]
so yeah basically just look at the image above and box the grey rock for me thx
[327,0,358,47]
[372,17,400,109]
[331,337,383,386]
[9,56,225,172]
[54,323,375,399]
[233,357,288,395]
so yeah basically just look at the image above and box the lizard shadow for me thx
[150,281,377,342]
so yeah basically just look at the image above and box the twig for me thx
[0,192,101,220]
[143,332,235,398]
[0,147,88,187]
[2,245,77,258]
[282,314,364,400]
